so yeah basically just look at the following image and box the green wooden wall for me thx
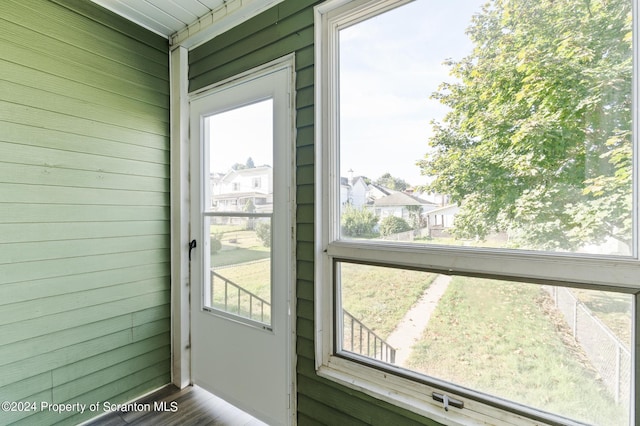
[190,2,440,424]
[0,1,171,424]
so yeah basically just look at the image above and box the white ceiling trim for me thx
[90,0,286,50]
[89,0,210,38]
[170,0,284,49]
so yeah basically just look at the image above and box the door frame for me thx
[170,52,297,423]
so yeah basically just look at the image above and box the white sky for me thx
[208,99,273,174]
[339,0,485,186]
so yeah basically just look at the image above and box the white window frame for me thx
[314,0,640,425]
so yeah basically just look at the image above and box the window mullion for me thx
[327,240,640,291]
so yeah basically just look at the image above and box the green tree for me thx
[244,199,256,230]
[375,172,409,191]
[255,221,271,247]
[232,157,257,170]
[341,205,378,237]
[210,233,222,254]
[405,205,425,230]
[379,216,411,237]
[418,0,632,250]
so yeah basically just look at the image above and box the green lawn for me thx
[208,224,272,322]
[340,263,436,338]
[406,277,627,426]
[214,260,271,301]
[212,245,270,267]
[210,226,270,267]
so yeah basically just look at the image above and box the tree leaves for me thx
[420,0,632,250]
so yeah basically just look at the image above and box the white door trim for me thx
[169,45,191,389]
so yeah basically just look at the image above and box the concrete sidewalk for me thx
[386,274,452,366]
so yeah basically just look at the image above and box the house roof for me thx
[425,204,459,215]
[373,192,437,207]
[368,183,392,196]
[220,165,271,182]
[340,175,367,188]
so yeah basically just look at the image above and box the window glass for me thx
[208,100,273,214]
[208,216,272,325]
[323,0,638,424]
[337,261,633,425]
[338,0,633,256]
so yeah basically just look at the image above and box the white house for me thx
[425,204,459,230]
[372,192,438,221]
[418,191,451,207]
[211,165,273,213]
[366,183,393,204]
[340,175,369,209]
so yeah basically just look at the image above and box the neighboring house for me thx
[419,191,451,207]
[211,166,273,213]
[372,191,438,221]
[340,175,368,209]
[425,204,459,230]
[366,182,393,204]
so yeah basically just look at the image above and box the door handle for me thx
[189,239,197,261]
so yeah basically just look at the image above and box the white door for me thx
[189,57,294,425]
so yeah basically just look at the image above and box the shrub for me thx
[379,216,411,236]
[255,221,271,247]
[341,205,378,237]
[210,233,222,254]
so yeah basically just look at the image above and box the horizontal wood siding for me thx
[0,0,170,424]
[190,2,442,424]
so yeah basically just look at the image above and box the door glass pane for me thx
[208,100,273,214]
[337,261,633,425]
[204,100,273,327]
[208,216,272,325]
[337,0,633,256]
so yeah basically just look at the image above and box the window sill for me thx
[317,355,558,426]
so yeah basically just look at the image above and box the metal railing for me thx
[343,309,396,364]
[211,270,270,323]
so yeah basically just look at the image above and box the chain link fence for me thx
[544,286,631,405]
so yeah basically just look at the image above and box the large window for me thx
[315,0,638,425]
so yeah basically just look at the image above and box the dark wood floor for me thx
[85,385,267,426]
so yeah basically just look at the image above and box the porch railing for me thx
[211,270,270,323]
[343,309,396,364]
